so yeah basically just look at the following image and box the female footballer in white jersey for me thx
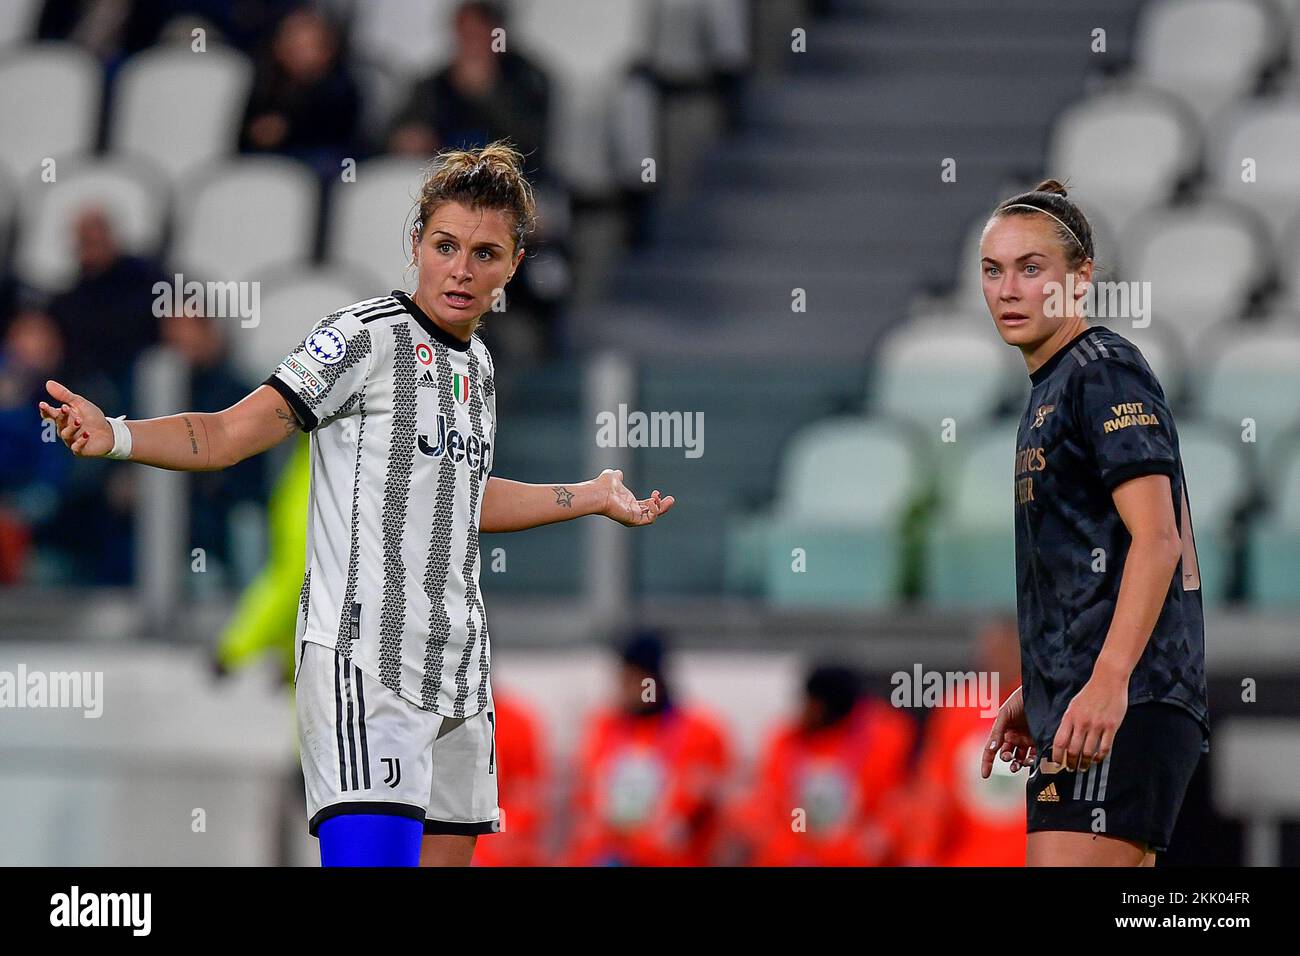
[38,142,674,868]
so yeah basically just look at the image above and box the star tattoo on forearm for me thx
[553,486,574,508]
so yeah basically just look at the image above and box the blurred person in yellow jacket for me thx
[213,434,310,682]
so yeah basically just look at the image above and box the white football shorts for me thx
[296,641,502,837]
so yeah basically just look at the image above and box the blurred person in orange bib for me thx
[734,664,916,866]
[897,619,1027,866]
[469,687,548,867]
[564,632,732,867]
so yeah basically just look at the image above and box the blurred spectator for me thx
[0,311,70,581]
[160,307,266,586]
[563,631,732,865]
[239,7,360,175]
[46,206,165,402]
[731,663,916,866]
[472,687,549,867]
[895,617,1027,866]
[388,1,550,173]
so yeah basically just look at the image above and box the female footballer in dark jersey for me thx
[976,179,1209,866]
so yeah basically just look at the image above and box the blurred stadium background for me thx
[1,0,1299,865]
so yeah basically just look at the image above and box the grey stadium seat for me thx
[1119,199,1271,351]
[1211,98,1300,242]
[326,156,429,289]
[871,317,1017,442]
[110,44,253,186]
[1196,323,1300,464]
[232,265,374,387]
[0,44,100,181]
[171,157,319,282]
[512,0,654,196]
[1046,88,1197,240]
[1133,0,1280,129]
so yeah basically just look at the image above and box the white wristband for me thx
[106,415,133,460]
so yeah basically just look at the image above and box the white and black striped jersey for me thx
[264,290,497,719]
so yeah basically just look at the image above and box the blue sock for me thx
[318,814,423,867]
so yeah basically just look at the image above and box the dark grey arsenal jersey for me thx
[1013,326,1209,755]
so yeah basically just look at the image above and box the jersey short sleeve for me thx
[1073,358,1177,491]
[263,311,375,432]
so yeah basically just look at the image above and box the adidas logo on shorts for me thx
[1037,782,1061,803]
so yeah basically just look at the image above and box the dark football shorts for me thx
[1025,702,1205,853]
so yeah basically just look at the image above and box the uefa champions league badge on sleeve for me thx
[306,326,348,365]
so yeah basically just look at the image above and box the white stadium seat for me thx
[15,156,167,292]
[1198,323,1300,462]
[1046,88,1197,239]
[1120,199,1271,350]
[230,265,372,386]
[0,44,100,181]
[171,157,319,282]
[776,418,919,524]
[648,0,750,84]
[871,317,1016,434]
[326,156,428,288]
[1211,98,1300,242]
[512,0,653,195]
[0,0,41,48]
[1134,0,1279,128]
[110,44,253,185]
[349,0,460,79]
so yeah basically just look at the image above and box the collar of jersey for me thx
[391,289,472,352]
[1029,324,1107,386]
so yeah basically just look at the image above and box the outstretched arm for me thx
[480,468,674,533]
[39,378,301,471]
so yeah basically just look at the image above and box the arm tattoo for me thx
[275,406,299,435]
[553,486,574,508]
[182,415,199,455]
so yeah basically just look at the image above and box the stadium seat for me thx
[110,44,253,185]
[1247,437,1300,605]
[171,157,319,283]
[756,417,922,607]
[1211,99,1300,242]
[14,156,168,292]
[231,265,373,386]
[349,0,459,79]
[0,0,40,48]
[511,0,654,195]
[1196,323,1300,464]
[326,156,428,289]
[923,424,1017,608]
[1176,421,1251,604]
[1133,0,1280,129]
[647,0,750,85]
[1274,210,1300,312]
[870,317,1017,443]
[1119,199,1271,350]
[0,43,100,181]
[639,361,862,594]
[1046,88,1198,239]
